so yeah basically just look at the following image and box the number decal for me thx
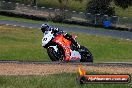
[43,38,47,41]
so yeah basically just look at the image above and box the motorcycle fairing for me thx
[70,50,81,62]
[48,45,58,52]
[52,34,71,62]
[42,31,54,47]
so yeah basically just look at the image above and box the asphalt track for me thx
[0,60,132,67]
[0,20,132,40]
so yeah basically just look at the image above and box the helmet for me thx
[41,24,50,33]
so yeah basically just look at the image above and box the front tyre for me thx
[79,46,93,62]
[47,47,65,61]
[47,47,59,61]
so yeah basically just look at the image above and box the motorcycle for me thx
[42,30,93,62]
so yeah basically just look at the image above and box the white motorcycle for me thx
[42,30,93,62]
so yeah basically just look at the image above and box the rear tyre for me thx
[79,46,93,62]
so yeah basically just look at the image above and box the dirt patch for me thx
[0,63,132,75]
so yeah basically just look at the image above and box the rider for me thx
[41,23,80,49]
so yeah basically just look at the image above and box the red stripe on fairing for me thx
[52,34,71,61]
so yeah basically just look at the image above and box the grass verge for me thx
[0,15,43,24]
[0,73,131,88]
[0,25,132,62]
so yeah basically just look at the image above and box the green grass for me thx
[0,15,43,24]
[0,25,132,62]
[114,6,132,17]
[16,0,88,11]
[0,73,131,88]
[0,25,48,61]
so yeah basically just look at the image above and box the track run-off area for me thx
[0,61,132,75]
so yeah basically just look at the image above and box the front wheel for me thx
[47,47,64,61]
[47,47,58,61]
[79,46,93,62]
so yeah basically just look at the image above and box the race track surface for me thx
[0,20,132,40]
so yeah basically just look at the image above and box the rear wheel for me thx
[79,46,93,62]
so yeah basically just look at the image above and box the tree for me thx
[32,0,36,6]
[86,0,132,16]
[4,0,11,1]
[85,0,132,24]
[86,0,115,16]
[114,0,132,9]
